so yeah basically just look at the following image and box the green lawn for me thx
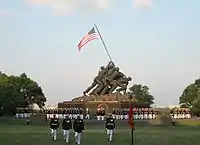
[1,117,200,145]
[0,123,200,145]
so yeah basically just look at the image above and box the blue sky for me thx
[0,0,200,106]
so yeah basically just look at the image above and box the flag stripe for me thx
[79,34,98,45]
[78,35,98,50]
[78,37,98,49]
[78,27,98,50]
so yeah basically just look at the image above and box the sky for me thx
[0,0,200,107]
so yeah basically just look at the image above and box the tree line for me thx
[179,78,200,116]
[0,71,155,116]
[0,72,46,116]
[0,71,199,116]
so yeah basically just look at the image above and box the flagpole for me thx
[131,129,134,145]
[94,24,113,62]
[130,95,135,145]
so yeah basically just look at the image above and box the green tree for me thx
[0,72,47,115]
[179,78,200,116]
[128,84,154,105]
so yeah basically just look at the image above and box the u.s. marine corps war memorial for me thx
[58,61,150,114]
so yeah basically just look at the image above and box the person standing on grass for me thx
[172,118,175,127]
[62,115,72,143]
[85,108,90,119]
[105,114,115,142]
[50,114,59,140]
[73,115,84,145]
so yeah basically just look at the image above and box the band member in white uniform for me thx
[85,108,90,119]
[97,108,101,120]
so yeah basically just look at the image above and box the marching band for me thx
[14,107,192,120]
[111,108,158,120]
[170,108,191,119]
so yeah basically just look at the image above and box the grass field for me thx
[0,117,200,145]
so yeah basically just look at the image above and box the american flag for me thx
[78,27,99,51]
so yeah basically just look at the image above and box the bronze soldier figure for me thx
[90,62,116,95]
[109,77,132,94]
[83,66,106,95]
[98,62,117,95]
[105,61,115,70]
[83,61,132,96]
[103,62,116,86]
[106,67,125,83]
[100,69,125,95]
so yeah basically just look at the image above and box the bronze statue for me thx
[116,77,132,94]
[99,85,110,95]
[106,67,125,83]
[83,61,132,96]
[83,66,106,95]
[105,61,115,70]
[88,62,115,95]
[101,62,116,86]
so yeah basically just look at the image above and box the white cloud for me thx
[133,0,153,8]
[29,0,154,14]
[0,8,14,17]
[96,0,111,10]
[29,0,111,15]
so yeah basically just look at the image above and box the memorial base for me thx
[58,93,150,115]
